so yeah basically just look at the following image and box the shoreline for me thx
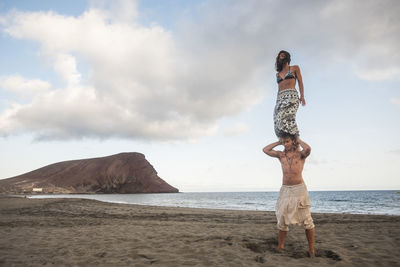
[22,192,400,216]
[1,196,399,266]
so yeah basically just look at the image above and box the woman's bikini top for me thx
[277,66,296,84]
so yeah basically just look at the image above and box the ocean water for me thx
[30,190,400,216]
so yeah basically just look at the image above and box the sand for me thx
[0,196,399,266]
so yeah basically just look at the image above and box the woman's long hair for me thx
[275,50,291,72]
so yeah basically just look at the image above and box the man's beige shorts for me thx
[275,183,314,231]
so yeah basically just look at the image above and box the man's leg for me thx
[305,228,315,256]
[277,230,287,251]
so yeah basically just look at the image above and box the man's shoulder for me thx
[294,150,302,156]
[296,150,307,159]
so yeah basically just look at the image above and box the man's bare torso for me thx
[278,150,305,185]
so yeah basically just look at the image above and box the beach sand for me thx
[0,196,399,266]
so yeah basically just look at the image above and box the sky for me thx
[0,0,399,192]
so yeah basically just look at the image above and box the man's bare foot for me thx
[308,250,315,258]
[276,246,284,253]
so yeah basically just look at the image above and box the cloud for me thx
[0,1,265,140]
[307,156,329,165]
[0,75,52,99]
[311,0,400,80]
[390,98,400,106]
[388,149,400,155]
[223,123,249,137]
[0,0,399,141]
[53,54,81,85]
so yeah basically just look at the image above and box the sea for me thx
[29,190,400,216]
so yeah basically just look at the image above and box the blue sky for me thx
[0,0,399,191]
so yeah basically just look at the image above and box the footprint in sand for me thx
[243,238,342,262]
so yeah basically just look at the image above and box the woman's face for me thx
[279,53,286,60]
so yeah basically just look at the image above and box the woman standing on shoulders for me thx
[273,50,305,138]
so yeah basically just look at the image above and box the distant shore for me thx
[1,196,399,266]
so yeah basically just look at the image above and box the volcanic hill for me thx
[0,152,179,194]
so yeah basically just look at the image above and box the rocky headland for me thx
[0,152,178,194]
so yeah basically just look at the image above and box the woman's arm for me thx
[295,65,306,106]
[262,141,282,158]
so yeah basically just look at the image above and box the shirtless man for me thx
[263,135,315,257]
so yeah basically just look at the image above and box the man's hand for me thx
[296,136,311,158]
[263,141,282,158]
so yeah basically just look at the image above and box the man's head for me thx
[280,134,298,151]
[275,50,291,72]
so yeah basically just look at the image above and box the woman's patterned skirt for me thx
[274,89,300,138]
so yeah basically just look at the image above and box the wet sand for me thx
[0,196,399,266]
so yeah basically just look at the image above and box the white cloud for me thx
[307,156,329,166]
[390,98,400,106]
[0,75,52,99]
[355,67,400,82]
[0,2,264,141]
[316,1,399,62]
[0,0,399,141]
[89,0,139,24]
[53,54,81,85]
[388,149,400,155]
[223,123,249,137]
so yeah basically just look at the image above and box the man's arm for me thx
[262,141,282,158]
[297,137,311,158]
